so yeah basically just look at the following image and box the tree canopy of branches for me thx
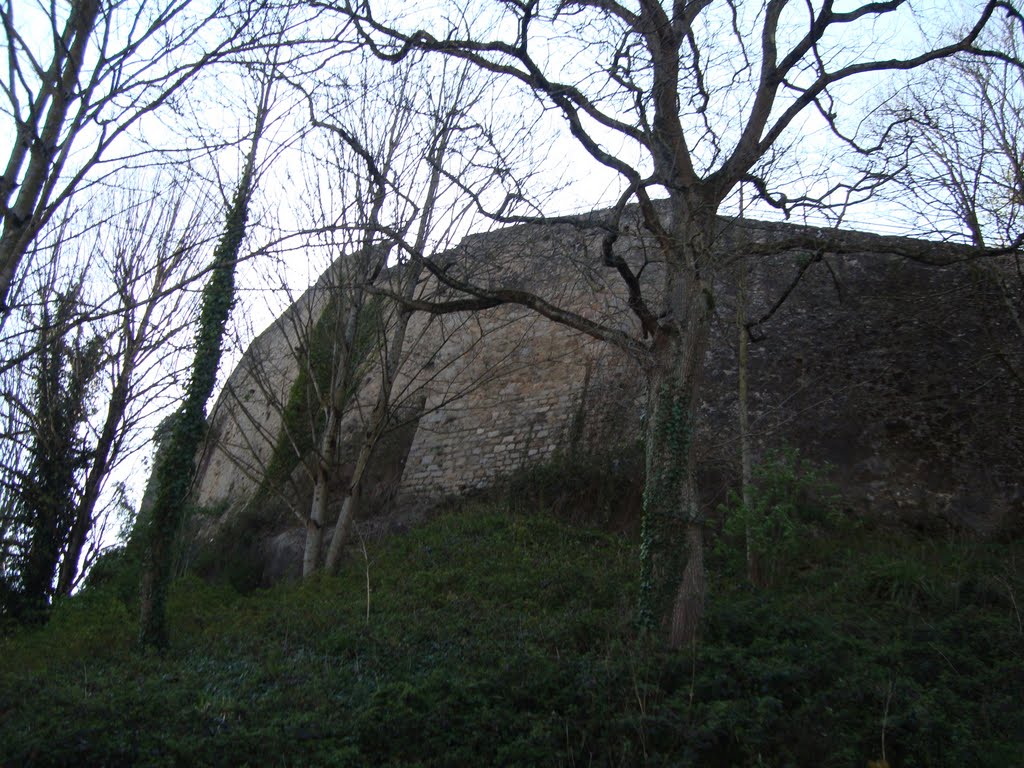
[0,0,264,318]
[208,52,532,579]
[879,13,1024,249]
[337,0,1024,647]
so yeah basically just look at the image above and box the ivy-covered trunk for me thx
[638,328,710,648]
[638,201,715,649]
[138,137,262,650]
[17,294,103,620]
[136,69,275,647]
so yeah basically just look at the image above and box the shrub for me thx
[717,446,842,585]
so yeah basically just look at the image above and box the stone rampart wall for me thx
[192,210,1024,548]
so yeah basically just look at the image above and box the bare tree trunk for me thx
[322,114,447,574]
[299,297,361,577]
[322,290,423,574]
[303,407,338,578]
[297,174,393,576]
[736,261,759,587]
[56,463,107,596]
[670,521,705,649]
[323,462,365,572]
[56,356,135,595]
[325,494,359,573]
[303,472,327,578]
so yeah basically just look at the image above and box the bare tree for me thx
[207,54,522,578]
[0,0,265,320]
[878,16,1024,249]
[53,187,211,596]
[339,0,1022,647]
[320,66,484,572]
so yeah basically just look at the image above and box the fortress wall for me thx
[191,211,1024,541]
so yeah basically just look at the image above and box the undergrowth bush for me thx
[187,499,286,591]
[501,447,644,531]
[716,447,844,585]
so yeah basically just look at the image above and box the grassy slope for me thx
[1,503,1022,767]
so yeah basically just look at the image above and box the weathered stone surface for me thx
[191,209,1023,573]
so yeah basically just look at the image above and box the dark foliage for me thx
[1,290,104,622]
[1,495,1021,766]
